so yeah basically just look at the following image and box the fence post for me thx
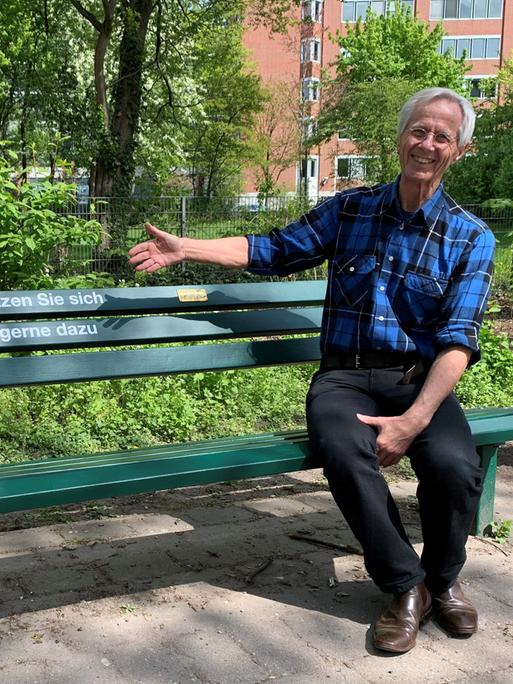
[179,196,187,238]
[179,196,187,273]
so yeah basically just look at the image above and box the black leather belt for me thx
[321,351,418,370]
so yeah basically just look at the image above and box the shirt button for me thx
[379,286,385,292]
[378,315,384,321]
[388,256,394,262]
[399,224,404,231]
[349,266,355,272]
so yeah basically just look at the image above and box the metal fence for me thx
[52,195,513,288]
[464,204,513,290]
[52,195,312,280]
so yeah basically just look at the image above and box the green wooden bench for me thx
[0,280,510,536]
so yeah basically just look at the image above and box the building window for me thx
[301,38,321,63]
[465,76,497,99]
[302,77,320,101]
[440,36,500,59]
[302,0,323,21]
[336,156,368,179]
[300,157,319,179]
[430,0,502,18]
[342,0,414,22]
[302,117,318,139]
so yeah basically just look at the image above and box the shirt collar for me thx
[387,176,446,231]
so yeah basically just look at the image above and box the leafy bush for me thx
[0,364,314,463]
[456,323,513,407]
[0,149,101,289]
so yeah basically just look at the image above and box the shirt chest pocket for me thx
[399,271,448,326]
[332,254,376,307]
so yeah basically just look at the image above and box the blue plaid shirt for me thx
[247,179,495,364]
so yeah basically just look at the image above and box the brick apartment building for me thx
[243,0,513,198]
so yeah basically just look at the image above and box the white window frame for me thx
[429,0,502,19]
[342,0,414,22]
[335,155,368,180]
[301,38,321,63]
[464,75,497,99]
[302,77,320,102]
[300,157,319,179]
[302,0,323,22]
[302,116,317,139]
[440,35,501,60]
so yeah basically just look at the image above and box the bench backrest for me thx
[0,281,326,387]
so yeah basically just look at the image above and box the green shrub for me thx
[0,149,101,289]
[456,323,513,407]
[0,364,314,463]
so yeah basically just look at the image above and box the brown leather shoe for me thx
[432,581,478,637]
[373,582,432,653]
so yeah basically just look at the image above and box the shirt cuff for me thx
[434,326,481,366]
[245,234,274,274]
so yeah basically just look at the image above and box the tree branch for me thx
[68,0,103,32]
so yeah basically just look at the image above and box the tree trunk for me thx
[20,109,27,184]
[93,0,153,202]
[72,0,152,253]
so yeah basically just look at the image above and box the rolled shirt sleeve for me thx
[246,196,341,276]
[434,227,496,364]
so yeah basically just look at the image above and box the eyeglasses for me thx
[408,127,458,147]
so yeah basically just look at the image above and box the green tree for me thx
[0,1,89,181]
[445,58,513,204]
[0,0,295,202]
[333,6,466,86]
[251,79,303,199]
[66,0,296,200]
[316,5,468,183]
[172,21,264,198]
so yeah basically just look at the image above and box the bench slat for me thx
[0,281,326,320]
[0,336,321,387]
[3,405,505,476]
[0,431,308,475]
[0,307,323,352]
[0,435,314,513]
[468,410,513,445]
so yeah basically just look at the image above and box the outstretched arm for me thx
[128,223,249,272]
[357,346,471,467]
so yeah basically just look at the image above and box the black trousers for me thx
[306,367,482,595]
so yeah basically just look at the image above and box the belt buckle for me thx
[355,353,360,369]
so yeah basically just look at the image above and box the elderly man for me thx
[129,87,495,653]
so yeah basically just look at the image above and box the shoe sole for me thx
[434,616,478,638]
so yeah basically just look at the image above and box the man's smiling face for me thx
[398,97,467,196]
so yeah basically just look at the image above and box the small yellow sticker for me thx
[177,288,208,303]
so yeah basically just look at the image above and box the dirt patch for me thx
[0,470,330,533]
[492,319,513,338]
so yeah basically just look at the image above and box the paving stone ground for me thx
[0,451,511,684]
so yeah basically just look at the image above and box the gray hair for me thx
[397,87,476,147]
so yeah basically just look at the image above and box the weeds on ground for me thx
[487,518,512,544]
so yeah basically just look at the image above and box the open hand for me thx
[128,223,184,272]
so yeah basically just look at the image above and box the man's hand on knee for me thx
[356,413,426,467]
